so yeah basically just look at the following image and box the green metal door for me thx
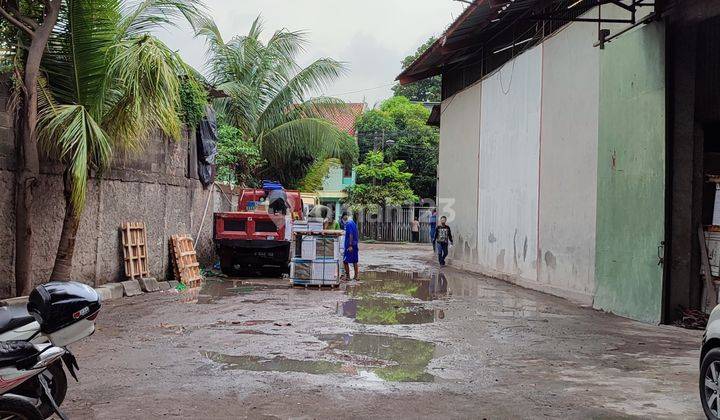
[594,22,666,323]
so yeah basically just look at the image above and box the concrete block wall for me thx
[0,77,222,297]
[438,81,481,267]
[437,8,666,323]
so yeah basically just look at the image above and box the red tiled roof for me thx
[320,103,365,137]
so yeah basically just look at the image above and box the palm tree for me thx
[198,16,358,186]
[37,0,205,281]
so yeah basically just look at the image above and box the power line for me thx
[327,82,396,97]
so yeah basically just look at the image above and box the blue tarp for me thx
[262,180,284,191]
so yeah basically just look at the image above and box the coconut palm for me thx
[198,16,358,186]
[37,0,205,280]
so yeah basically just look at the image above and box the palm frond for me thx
[42,0,121,114]
[198,15,355,183]
[294,97,352,120]
[261,118,358,169]
[102,35,183,145]
[258,58,347,133]
[119,0,206,38]
[38,104,112,209]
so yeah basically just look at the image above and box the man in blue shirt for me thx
[342,212,359,281]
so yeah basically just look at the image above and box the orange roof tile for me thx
[320,103,365,137]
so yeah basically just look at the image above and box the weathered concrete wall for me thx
[594,22,666,324]
[537,16,599,304]
[476,45,542,284]
[0,81,223,297]
[439,9,666,321]
[438,81,481,266]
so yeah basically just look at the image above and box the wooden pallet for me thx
[121,222,150,280]
[169,235,203,288]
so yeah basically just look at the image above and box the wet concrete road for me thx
[64,243,703,419]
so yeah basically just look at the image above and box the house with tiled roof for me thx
[317,103,365,219]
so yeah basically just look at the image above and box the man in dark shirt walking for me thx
[433,216,453,266]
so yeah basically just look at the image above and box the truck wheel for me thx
[263,265,289,278]
[219,254,242,277]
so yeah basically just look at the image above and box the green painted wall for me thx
[594,23,666,324]
[322,164,356,192]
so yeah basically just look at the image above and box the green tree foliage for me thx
[0,18,13,73]
[355,109,394,159]
[391,37,440,103]
[354,97,439,199]
[197,16,358,187]
[179,75,208,128]
[216,124,264,187]
[347,151,417,212]
[298,158,341,192]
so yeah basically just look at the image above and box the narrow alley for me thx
[63,244,702,419]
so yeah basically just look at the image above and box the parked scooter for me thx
[0,282,101,419]
[0,394,47,419]
[0,341,67,419]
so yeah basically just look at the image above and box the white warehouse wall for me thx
[476,45,543,284]
[438,82,482,265]
[536,18,600,305]
[439,11,612,303]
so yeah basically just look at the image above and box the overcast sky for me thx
[156,0,466,107]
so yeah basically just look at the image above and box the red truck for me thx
[213,188,303,276]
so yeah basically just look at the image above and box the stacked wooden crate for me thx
[121,222,150,280]
[169,235,203,288]
[290,223,343,287]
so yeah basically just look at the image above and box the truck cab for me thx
[213,186,303,276]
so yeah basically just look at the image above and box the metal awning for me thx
[397,0,657,85]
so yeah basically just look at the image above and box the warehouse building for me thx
[398,0,720,324]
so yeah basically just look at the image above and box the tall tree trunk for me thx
[49,171,81,281]
[14,99,39,295]
[5,0,61,295]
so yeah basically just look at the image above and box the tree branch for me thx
[7,5,38,30]
[0,5,34,38]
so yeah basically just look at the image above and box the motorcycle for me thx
[0,282,100,419]
[0,394,46,419]
[0,341,67,419]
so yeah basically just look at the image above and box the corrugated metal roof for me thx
[397,0,597,84]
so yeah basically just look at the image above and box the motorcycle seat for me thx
[0,305,36,335]
[0,340,39,368]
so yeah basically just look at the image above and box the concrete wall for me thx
[438,10,666,321]
[537,16,600,304]
[593,22,666,324]
[477,46,542,284]
[438,81,481,265]
[0,81,223,297]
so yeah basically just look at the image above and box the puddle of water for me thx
[337,298,444,325]
[203,333,436,382]
[351,271,448,301]
[320,333,436,382]
[194,280,259,304]
[203,352,344,375]
[337,271,448,325]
